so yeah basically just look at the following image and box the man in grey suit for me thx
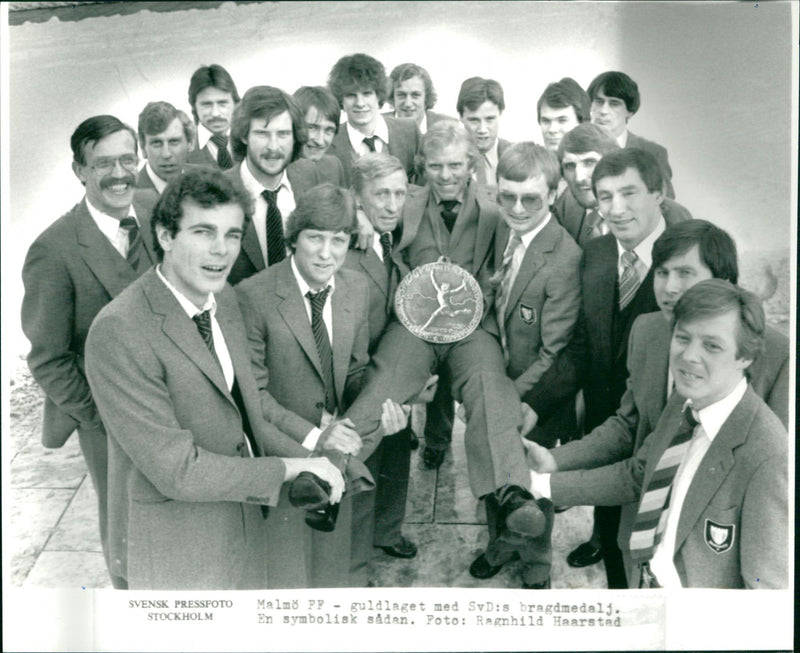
[136,101,198,194]
[85,168,345,590]
[385,62,451,134]
[186,64,240,170]
[22,115,157,589]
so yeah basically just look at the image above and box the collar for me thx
[84,197,138,240]
[518,214,551,248]
[156,264,216,316]
[682,377,747,442]
[616,216,666,270]
[290,256,336,297]
[431,182,469,207]
[241,159,291,195]
[483,139,500,168]
[196,122,226,151]
[346,115,389,151]
[616,130,629,148]
[145,162,168,194]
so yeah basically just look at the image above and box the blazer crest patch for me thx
[519,304,537,325]
[704,518,735,554]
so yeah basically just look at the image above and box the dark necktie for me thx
[192,309,217,359]
[119,216,142,271]
[379,232,394,276]
[261,189,286,266]
[362,135,377,152]
[629,406,699,566]
[618,250,641,310]
[440,200,459,233]
[306,288,336,414]
[210,133,233,170]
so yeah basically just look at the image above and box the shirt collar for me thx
[682,377,747,442]
[418,112,428,134]
[156,264,216,317]
[240,157,291,195]
[85,197,137,241]
[518,214,551,248]
[196,122,226,151]
[483,140,500,168]
[616,130,629,148]
[346,115,389,151]
[616,215,666,270]
[290,255,336,298]
[145,162,168,194]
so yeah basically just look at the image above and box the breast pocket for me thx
[702,505,739,555]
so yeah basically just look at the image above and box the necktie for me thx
[440,200,459,233]
[306,288,336,414]
[119,216,142,271]
[210,133,233,170]
[379,232,394,275]
[494,232,523,362]
[629,406,699,564]
[192,310,217,358]
[618,250,641,310]
[362,135,377,152]
[261,189,286,266]
[476,154,489,185]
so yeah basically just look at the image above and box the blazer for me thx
[225,157,343,285]
[626,130,675,199]
[327,115,421,186]
[382,109,452,131]
[186,140,223,169]
[21,196,157,448]
[85,270,310,589]
[551,386,788,588]
[135,163,205,193]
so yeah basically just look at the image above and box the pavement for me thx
[8,359,606,590]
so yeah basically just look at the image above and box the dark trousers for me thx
[423,367,454,451]
[595,505,628,589]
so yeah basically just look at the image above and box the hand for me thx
[283,457,346,503]
[317,418,361,456]
[522,440,558,474]
[380,399,411,436]
[408,374,439,405]
[520,402,538,436]
[354,208,375,250]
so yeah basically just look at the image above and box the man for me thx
[537,77,589,152]
[528,280,788,589]
[293,85,343,162]
[385,62,450,134]
[554,123,691,247]
[526,220,789,581]
[587,71,675,198]
[457,77,511,187]
[469,142,582,589]
[524,147,681,588]
[225,85,343,284]
[327,53,421,185]
[85,168,345,590]
[186,64,240,170]
[342,122,547,555]
[136,101,198,193]
[21,115,159,588]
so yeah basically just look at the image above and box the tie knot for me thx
[261,188,279,204]
[210,133,229,148]
[440,199,459,213]
[362,135,377,152]
[621,250,638,267]
[683,405,699,429]
[306,287,330,311]
[379,231,392,248]
[119,216,138,231]
[193,309,212,331]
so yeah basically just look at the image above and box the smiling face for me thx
[653,245,715,321]
[244,111,294,185]
[460,100,501,154]
[357,169,408,234]
[302,106,336,160]
[595,166,662,250]
[539,103,580,151]
[669,310,751,410]
[292,229,350,290]
[73,129,138,219]
[194,86,235,136]
[561,150,602,209]
[590,89,632,139]
[424,140,472,201]
[143,117,189,182]
[497,174,554,235]
[341,87,380,134]
[393,75,427,125]
[157,200,245,308]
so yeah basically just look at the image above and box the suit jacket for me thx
[472,137,512,188]
[382,109,452,131]
[135,163,205,193]
[186,140,223,169]
[551,385,788,588]
[225,157,343,285]
[21,197,157,448]
[626,130,674,199]
[85,270,310,589]
[327,115,421,186]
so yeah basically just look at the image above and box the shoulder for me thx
[547,219,581,258]
[661,198,692,224]
[763,326,789,360]
[385,115,419,137]
[583,233,616,260]
[235,262,279,299]
[337,265,369,291]
[28,203,84,250]
[426,110,452,125]
[627,131,668,157]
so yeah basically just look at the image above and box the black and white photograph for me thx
[2,1,795,651]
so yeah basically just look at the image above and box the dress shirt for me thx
[85,198,138,258]
[370,231,391,262]
[616,130,629,149]
[196,123,231,161]
[346,116,389,156]
[478,140,500,185]
[240,161,295,264]
[502,215,552,304]
[144,162,168,195]
[649,377,748,588]
[615,216,666,283]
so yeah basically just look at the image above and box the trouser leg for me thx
[423,367,454,451]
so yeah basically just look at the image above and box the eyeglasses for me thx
[496,192,546,213]
[86,154,139,176]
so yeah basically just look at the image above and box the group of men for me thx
[21,52,788,591]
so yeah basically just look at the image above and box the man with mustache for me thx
[186,64,240,171]
[21,114,158,588]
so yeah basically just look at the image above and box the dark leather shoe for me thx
[567,541,603,568]
[423,446,446,469]
[469,553,505,579]
[554,505,570,514]
[497,486,546,537]
[408,429,420,450]
[305,502,339,532]
[523,577,551,589]
[378,537,417,559]
[289,471,331,510]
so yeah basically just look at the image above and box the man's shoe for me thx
[566,542,603,568]
[422,447,446,469]
[378,537,417,559]
[523,577,551,589]
[289,472,330,510]
[497,486,546,537]
[469,553,505,579]
[305,502,339,532]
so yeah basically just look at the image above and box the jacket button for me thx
[315,401,324,409]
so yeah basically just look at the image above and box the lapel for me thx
[673,387,756,554]
[136,167,157,193]
[504,218,557,320]
[330,273,356,405]
[357,246,389,302]
[228,163,266,272]
[472,184,497,274]
[396,184,428,252]
[132,193,158,265]
[74,201,141,298]
[141,269,234,403]
[330,127,355,185]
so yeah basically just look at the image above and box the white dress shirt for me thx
[615,216,666,284]
[240,161,296,264]
[144,162,168,194]
[85,198,138,258]
[196,123,232,160]
[346,116,389,156]
[501,214,552,310]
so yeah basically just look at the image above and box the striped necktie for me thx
[120,216,142,271]
[494,232,523,362]
[261,189,286,266]
[210,133,233,170]
[629,405,699,563]
[618,250,641,310]
[379,232,394,276]
[306,288,336,414]
[362,135,377,152]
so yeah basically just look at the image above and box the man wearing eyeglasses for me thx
[21,114,157,589]
[469,142,582,589]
